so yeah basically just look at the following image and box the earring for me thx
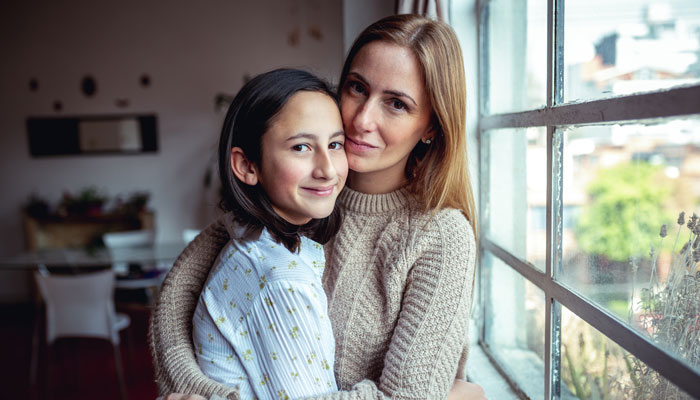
[424,138,432,144]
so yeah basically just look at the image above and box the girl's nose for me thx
[313,150,337,180]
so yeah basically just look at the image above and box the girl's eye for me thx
[292,144,311,152]
[329,141,344,150]
[390,99,407,111]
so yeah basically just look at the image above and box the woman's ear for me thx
[230,147,259,186]
[422,116,438,144]
[421,125,437,144]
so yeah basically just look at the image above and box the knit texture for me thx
[310,187,476,399]
[149,187,476,400]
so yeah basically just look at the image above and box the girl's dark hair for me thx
[218,68,342,252]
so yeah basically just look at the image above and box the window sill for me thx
[467,344,520,400]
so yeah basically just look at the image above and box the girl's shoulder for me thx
[223,229,325,283]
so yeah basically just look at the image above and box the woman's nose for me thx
[352,99,378,133]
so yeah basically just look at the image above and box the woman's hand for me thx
[447,379,487,400]
[157,394,207,400]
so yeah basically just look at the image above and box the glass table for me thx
[0,242,186,270]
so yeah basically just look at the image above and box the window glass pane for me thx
[560,119,700,372]
[483,251,545,398]
[564,0,700,103]
[487,0,547,114]
[560,306,696,399]
[487,128,547,270]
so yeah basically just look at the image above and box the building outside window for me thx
[474,0,700,398]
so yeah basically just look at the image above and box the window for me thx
[476,0,700,398]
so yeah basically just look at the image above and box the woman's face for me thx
[340,40,434,193]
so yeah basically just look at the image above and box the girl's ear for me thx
[230,147,259,186]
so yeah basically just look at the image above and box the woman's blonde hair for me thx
[339,14,478,238]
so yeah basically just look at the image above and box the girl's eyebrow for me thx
[286,131,345,141]
[347,72,418,107]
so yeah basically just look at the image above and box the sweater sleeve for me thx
[306,210,477,400]
[148,216,238,399]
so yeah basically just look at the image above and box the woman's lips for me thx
[345,137,377,153]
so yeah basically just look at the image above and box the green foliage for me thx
[575,162,672,262]
[561,326,618,399]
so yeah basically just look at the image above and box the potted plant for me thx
[57,187,108,217]
[626,212,700,399]
[23,193,50,218]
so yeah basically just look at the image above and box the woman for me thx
[150,14,481,399]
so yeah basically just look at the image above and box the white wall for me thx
[0,0,344,302]
[342,0,395,54]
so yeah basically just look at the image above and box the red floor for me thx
[1,302,159,400]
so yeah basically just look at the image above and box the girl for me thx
[190,68,347,400]
[151,14,485,400]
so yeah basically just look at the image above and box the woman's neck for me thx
[347,168,408,194]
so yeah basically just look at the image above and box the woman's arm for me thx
[307,210,477,399]
[148,216,236,399]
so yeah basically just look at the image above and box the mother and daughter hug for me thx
[150,14,486,400]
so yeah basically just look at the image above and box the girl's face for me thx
[256,91,347,225]
[340,41,435,194]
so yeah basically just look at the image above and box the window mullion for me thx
[478,0,490,117]
[478,132,491,344]
[547,0,565,397]
[548,126,564,400]
[477,0,491,347]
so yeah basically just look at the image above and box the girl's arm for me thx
[306,210,477,399]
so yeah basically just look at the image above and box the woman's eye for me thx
[292,144,311,152]
[329,141,344,150]
[390,99,407,111]
[348,81,366,95]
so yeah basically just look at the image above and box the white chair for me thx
[182,228,200,245]
[34,269,129,400]
[103,229,164,305]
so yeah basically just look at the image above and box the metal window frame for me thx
[476,0,700,398]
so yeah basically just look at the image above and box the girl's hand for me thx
[447,379,487,400]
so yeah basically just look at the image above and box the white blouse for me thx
[193,227,337,400]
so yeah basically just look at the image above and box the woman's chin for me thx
[347,156,373,174]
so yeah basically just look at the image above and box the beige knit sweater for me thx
[149,187,476,400]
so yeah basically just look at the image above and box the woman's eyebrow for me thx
[347,72,418,106]
[384,89,417,106]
